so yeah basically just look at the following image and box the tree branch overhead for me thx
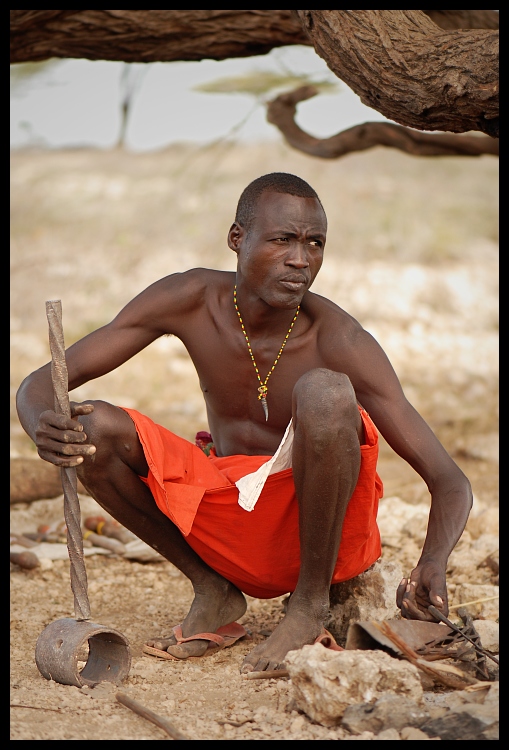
[295,11,498,138]
[10,10,498,139]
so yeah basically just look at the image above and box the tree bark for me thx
[296,11,498,138]
[422,11,499,31]
[9,10,310,65]
[267,86,499,159]
[9,9,499,65]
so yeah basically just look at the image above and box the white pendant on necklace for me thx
[258,385,269,421]
[260,395,269,421]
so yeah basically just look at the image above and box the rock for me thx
[466,507,499,539]
[376,496,430,545]
[326,560,403,643]
[123,539,166,563]
[455,432,499,464]
[453,583,499,619]
[400,514,429,546]
[373,727,401,740]
[420,702,499,741]
[483,681,499,705]
[285,645,423,727]
[435,687,489,710]
[400,726,436,740]
[472,619,499,653]
[341,694,429,735]
[289,715,307,734]
[446,532,499,581]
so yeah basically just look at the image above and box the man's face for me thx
[229,191,327,309]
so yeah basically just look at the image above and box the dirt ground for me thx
[10,142,498,740]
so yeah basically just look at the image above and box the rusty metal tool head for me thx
[34,300,131,688]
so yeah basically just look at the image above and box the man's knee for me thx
[292,369,360,443]
[76,400,138,467]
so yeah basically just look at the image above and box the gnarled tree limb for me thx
[296,11,498,138]
[422,10,499,31]
[267,85,499,159]
[9,10,499,65]
[9,10,310,65]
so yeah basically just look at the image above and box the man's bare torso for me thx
[162,268,365,457]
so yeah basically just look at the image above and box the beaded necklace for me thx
[233,284,300,421]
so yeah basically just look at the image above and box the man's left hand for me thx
[396,559,448,621]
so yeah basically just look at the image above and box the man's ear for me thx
[227,222,244,254]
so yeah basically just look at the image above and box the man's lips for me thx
[279,277,307,290]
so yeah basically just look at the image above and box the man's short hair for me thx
[235,172,324,231]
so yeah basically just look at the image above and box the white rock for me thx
[286,645,423,727]
[454,583,499,619]
[377,496,430,542]
[466,507,499,539]
[400,726,435,740]
[483,681,499,706]
[327,560,403,642]
[373,727,401,740]
[472,619,499,653]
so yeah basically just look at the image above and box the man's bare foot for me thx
[240,607,324,673]
[145,577,247,659]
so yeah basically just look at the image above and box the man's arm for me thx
[334,324,473,620]
[16,271,204,467]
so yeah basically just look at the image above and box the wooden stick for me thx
[46,300,91,621]
[115,692,189,740]
[242,669,290,680]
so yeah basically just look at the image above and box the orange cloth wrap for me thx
[121,407,383,599]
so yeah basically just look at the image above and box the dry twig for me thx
[116,692,189,740]
[242,669,290,680]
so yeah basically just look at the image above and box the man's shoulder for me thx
[306,291,363,333]
[163,267,232,285]
[154,268,233,298]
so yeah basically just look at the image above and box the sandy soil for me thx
[10,142,498,740]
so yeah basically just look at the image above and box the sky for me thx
[10,45,389,152]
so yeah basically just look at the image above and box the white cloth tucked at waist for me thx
[236,420,294,512]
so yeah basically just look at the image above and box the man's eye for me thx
[309,240,322,248]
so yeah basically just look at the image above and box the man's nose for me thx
[285,242,310,267]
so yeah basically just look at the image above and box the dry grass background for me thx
[11,140,498,500]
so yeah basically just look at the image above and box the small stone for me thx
[347,730,376,740]
[289,715,307,734]
[342,694,429,734]
[400,726,435,740]
[373,727,401,740]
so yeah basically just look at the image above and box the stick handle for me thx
[46,300,91,621]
